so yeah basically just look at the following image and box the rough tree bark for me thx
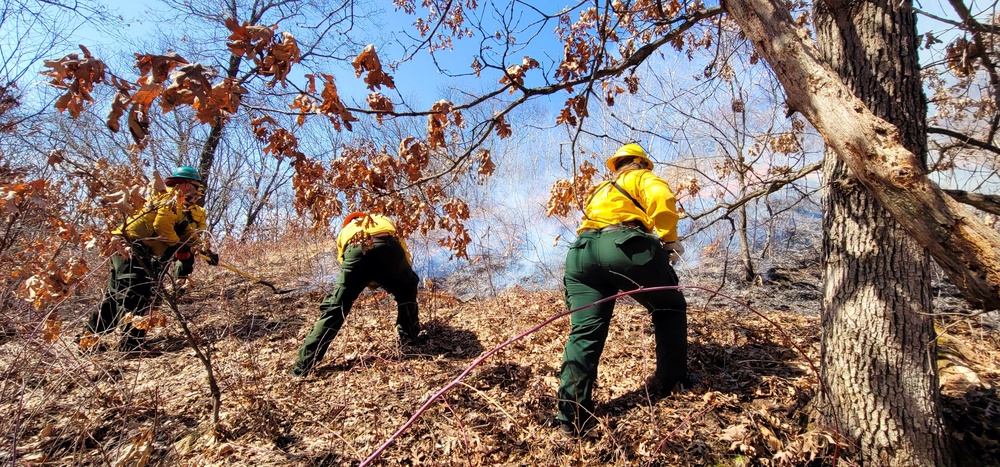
[813,1,951,465]
[724,0,1000,311]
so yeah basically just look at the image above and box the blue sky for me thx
[78,1,570,106]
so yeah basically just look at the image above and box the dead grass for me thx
[1,241,998,466]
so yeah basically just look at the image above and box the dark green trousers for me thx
[292,236,420,375]
[557,228,687,426]
[86,248,166,349]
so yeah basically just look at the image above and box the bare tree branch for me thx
[928,126,1000,157]
[687,161,822,221]
[945,189,1000,216]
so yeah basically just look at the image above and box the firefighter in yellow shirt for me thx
[83,166,218,352]
[290,212,422,377]
[556,144,687,436]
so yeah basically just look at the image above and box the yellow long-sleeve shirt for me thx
[336,214,411,264]
[577,169,680,242]
[112,187,206,256]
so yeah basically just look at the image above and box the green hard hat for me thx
[167,165,202,183]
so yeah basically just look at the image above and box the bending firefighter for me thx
[81,166,219,351]
[290,213,422,377]
[556,143,688,436]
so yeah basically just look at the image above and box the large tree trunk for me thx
[724,0,1000,311]
[813,2,952,464]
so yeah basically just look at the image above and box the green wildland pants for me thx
[557,227,687,426]
[86,245,167,350]
[292,236,420,375]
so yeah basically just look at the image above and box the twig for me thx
[438,396,472,467]
[647,393,721,466]
[456,381,522,429]
[161,283,222,426]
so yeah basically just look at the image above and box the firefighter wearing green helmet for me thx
[555,143,688,437]
[80,166,219,352]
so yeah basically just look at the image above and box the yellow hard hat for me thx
[606,143,653,171]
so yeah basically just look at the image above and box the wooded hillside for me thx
[3,0,1000,465]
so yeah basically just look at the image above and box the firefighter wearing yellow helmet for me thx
[290,212,423,377]
[555,143,688,437]
[604,142,654,171]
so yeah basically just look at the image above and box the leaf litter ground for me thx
[1,246,998,466]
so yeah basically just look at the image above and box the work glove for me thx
[662,241,684,265]
[174,218,191,237]
[173,249,195,280]
[204,251,220,266]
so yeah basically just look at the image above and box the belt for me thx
[348,232,394,248]
[369,232,395,243]
[580,221,645,234]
